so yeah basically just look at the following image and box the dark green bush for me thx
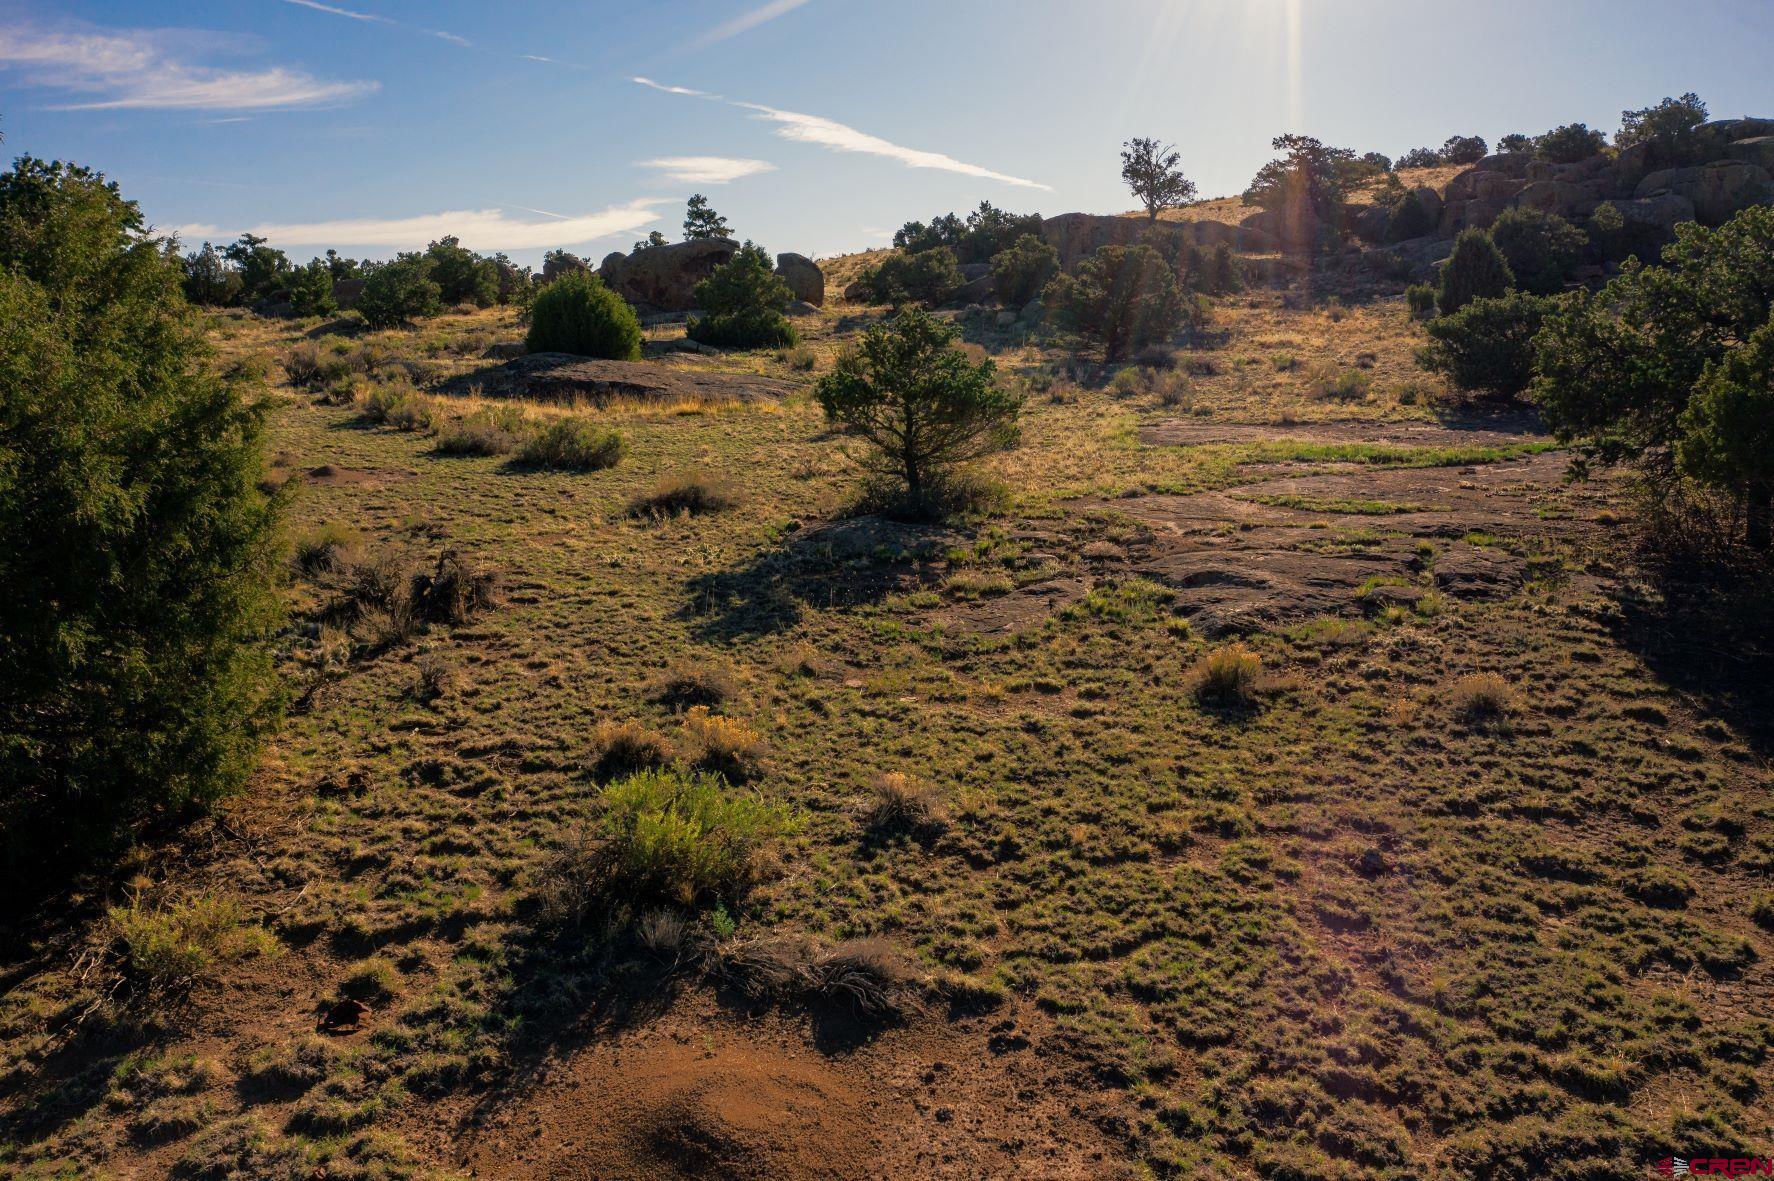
[815,308,1021,518]
[1406,284,1438,320]
[181,243,242,306]
[1617,92,1708,150]
[1385,189,1439,242]
[525,271,641,359]
[857,247,963,308]
[357,256,441,329]
[423,235,498,307]
[1489,207,1588,296]
[1437,229,1514,316]
[687,243,797,350]
[989,234,1060,307]
[1534,123,1608,165]
[1045,243,1182,361]
[0,157,283,885]
[895,201,1041,264]
[1418,291,1552,399]
[287,259,337,318]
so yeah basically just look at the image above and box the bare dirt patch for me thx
[1139,411,1545,450]
[457,1002,1116,1181]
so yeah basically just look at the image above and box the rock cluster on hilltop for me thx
[1421,117,1774,239]
[593,239,826,314]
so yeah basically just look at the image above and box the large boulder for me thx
[775,252,825,306]
[1636,162,1774,226]
[1442,199,1505,234]
[1472,153,1532,179]
[951,273,996,305]
[1185,218,1280,254]
[1607,193,1698,234]
[1513,180,1592,218]
[598,237,739,312]
[1727,137,1774,173]
[1041,212,1151,266]
[331,277,366,310]
[543,252,589,283]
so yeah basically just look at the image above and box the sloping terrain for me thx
[3,281,1772,1181]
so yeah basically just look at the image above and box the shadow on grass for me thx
[682,514,958,640]
[1607,560,1774,757]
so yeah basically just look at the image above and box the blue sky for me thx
[2,0,1771,266]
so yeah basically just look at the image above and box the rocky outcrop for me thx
[1635,161,1774,226]
[597,238,738,313]
[775,252,825,306]
[1439,121,1774,235]
[444,353,794,405]
[1040,212,1280,267]
[542,252,589,283]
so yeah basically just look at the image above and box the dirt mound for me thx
[443,353,796,406]
[464,1036,874,1180]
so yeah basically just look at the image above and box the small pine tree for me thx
[1677,313,1774,549]
[683,194,730,241]
[687,243,797,350]
[989,234,1060,307]
[1418,291,1552,399]
[1437,229,1514,316]
[858,248,963,308]
[425,235,499,307]
[181,242,242,306]
[1489,208,1588,296]
[526,271,642,359]
[1044,244,1182,361]
[288,258,338,318]
[1121,138,1198,222]
[357,255,442,328]
[1208,243,1242,295]
[0,157,283,885]
[815,308,1022,516]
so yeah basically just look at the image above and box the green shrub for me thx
[857,247,963,307]
[1489,208,1588,296]
[990,234,1059,307]
[423,235,497,307]
[1418,292,1552,399]
[1534,123,1608,164]
[354,381,436,431]
[525,271,642,359]
[0,158,284,885]
[815,308,1021,517]
[687,243,797,350]
[1677,314,1774,549]
[1207,242,1242,295]
[1385,189,1439,242]
[894,201,1042,264]
[433,405,530,456]
[541,768,796,916]
[514,418,627,471]
[1536,207,1774,548]
[1045,243,1183,361]
[287,259,337,318]
[1437,229,1514,316]
[1406,284,1437,320]
[356,255,441,328]
[1617,92,1708,150]
[110,894,276,997]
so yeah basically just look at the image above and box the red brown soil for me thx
[456,996,1120,1181]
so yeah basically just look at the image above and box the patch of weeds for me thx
[109,894,277,1002]
[1447,673,1514,724]
[859,772,950,837]
[652,658,741,710]
[513,419,626,471]
[627,473,740,518]
[678,707,768,782]
[1193,643,1262,709]
[586,719,676,781]
[433,406,530,457]
[534,768,797,918]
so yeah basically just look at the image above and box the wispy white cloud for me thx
[172,199,668,252]
[0,25,377,110]
[427,30,474,48]
[639,156,776,184]
[633,76,714,98]
[691,0,814,49]
[633,77,1050,191]
[278,0,391,24]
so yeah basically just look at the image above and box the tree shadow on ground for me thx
[681,515,961,641]
[1607,561,1774,757]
